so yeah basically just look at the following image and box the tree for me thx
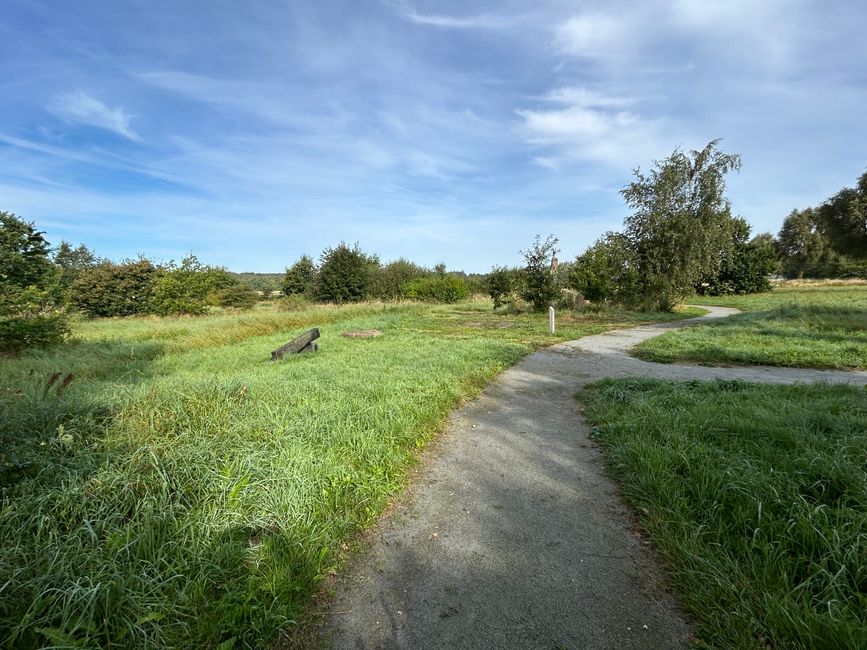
[53,241,99,288]
[70,259,161,317]
[0,211,68,352]
[369,258,429,300]
[150,255,236,315]
[621,139,742,310]
[776,208,831,278]
[818,171,867,259]
[697,220,776,295]
[520,234,560,311]
[570,232,638,303]
[485,266,523,309]
[0,211,55,290]
[315,243,379,303]
[282,255,317,297]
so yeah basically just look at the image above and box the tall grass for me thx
[1,301,692,648]
[583,379,867,649]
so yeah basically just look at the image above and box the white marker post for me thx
[549,305,555,334]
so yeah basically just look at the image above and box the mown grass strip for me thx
[0,301,695,648]
[582,378,867,649]
[635,284,867,370]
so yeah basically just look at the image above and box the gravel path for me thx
[314,306,866,649]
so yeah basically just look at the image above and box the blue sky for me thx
[1,0,865,273]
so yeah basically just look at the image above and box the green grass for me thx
[0,300,695,649]
[582,378,867,649]
[635,283,867,369]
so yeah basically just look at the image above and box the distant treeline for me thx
[1,150,864,353]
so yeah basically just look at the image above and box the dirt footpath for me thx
[314,307,866,649]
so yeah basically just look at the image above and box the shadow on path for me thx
[312,305,865,649]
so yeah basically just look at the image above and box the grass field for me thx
[634,283,867,370]
[582,378,867,649]
[0,300,697,649]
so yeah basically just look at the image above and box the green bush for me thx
[371,259,429,300]
[402,276,469,303]
[214,285,259,309]
[698,229,777,296]
[570,232,638,304]
[0,287,69,353]
[69,259,161,318]
[0,211,68,352]
[485,266,524,309]
[315,243,379,303]
[150,255,236,316]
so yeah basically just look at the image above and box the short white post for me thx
[549,305,555,334]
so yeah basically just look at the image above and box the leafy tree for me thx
[433,262,447,278]
[621,139,742,310]
[70,259,161,317]
[0,211,68,352]
[369,258,428,300]
[520,234,560,311]
[776,208,831,279]
[282,255,317,297]
[150,255,236,316]
[697,220,776,295]
[818,171,867,259]
[570,232,638,303]
[315,243,379,303]
[53,241,99,289]
[485,266,524,309]
[0,211,55,290]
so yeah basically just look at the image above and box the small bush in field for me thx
[485,266,524,309]
[371,258,429,300]
[214,285,258,309]
[402,276,469,303]
[150,255,236,316]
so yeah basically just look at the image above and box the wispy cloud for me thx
[389,0,517,30]
[49,91,140,141]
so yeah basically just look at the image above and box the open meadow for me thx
[635,282,867,369]
[0,300,696,648]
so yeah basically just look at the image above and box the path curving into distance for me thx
[313,306,866,650]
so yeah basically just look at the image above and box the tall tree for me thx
[776,208,830,278]
[818,171,867,259]
[621,139,742,310]
[282,255,317,297]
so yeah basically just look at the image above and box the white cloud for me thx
[49,91,140,141]
[517,87,662,166]
[553,12,634,58]
[542,87,634,108]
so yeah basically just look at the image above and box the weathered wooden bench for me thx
[271,328,320,362]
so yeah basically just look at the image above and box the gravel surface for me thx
[313,306,866,649]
